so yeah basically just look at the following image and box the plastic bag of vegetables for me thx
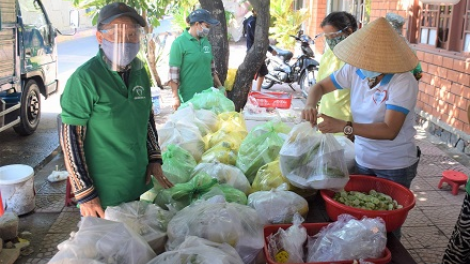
[248,190,308,224]
[335,135,355,173]
[156,145,197,188]
[267,214,307,263]
[307,214,387,262]
[201,142,238,165]
[180,87,235,114]
[191,162,251,194]
[200,185,248,205]
[147,236,244,264]
[155,173,218,210]
[218,112,247,132]
[159,120,205,161]
[48,217,156,264]
[279,122,349,190]
[251,160,293,192]
[104,201,172,253]
[169,104,218,136]
[236,120,291,183]
[166,200,265,264]
[204,129,247,151]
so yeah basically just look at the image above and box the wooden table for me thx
[306,192,417,264]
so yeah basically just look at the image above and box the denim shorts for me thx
[354,147,421,189]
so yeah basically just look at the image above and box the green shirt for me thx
[60,50,152,207]
[169,29,214,102]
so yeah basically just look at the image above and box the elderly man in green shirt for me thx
[168,9,223,110]
[60,2,172,217]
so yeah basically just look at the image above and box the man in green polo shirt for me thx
[60,2,172,217]
[169,9,223,110]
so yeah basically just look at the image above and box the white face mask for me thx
[360,69,382,79]
[197,25,210,38]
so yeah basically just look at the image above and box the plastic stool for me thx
[65,178,77,207]
[438,170,468,195]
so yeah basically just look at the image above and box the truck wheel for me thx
[14,80,41,136]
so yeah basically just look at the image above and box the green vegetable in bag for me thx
[155,145,197,190]
[201,185,248,205]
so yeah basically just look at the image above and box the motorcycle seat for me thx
[271,46,293,61]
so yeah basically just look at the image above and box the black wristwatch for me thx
[343,121,353,135]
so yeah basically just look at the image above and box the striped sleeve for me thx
[147,112,163,164]
[60,123,98,204]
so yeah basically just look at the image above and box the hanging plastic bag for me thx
[104,201,172,253]
[201,142,238,165]
[48,217,156,264]
[248,190,308,224]
[280,122,349,190]
[307,214,387,262]
[180,87,235,114]
[157,145,197,188]
[267,214,308,263]
[335,135,356,173]
[147,236,244,264]
[251,160,293,192]
[159,120,205,161]
[191,162,251,194]
[155,173,218,210]
[236,120,291,183]
[166,200,265,264]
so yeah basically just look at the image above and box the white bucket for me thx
[0,164,35,215]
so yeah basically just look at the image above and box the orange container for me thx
[321,175,416,232]
[248,91,293,109]
[264,223,392,264]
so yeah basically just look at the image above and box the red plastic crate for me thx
[264,223,392,264]
[249,91,293,109]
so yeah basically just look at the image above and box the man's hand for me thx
[146,163,173,189]
[301,106,318,127]
[79,197,105,218]
[317,114,347,134]
[172,96,181,111]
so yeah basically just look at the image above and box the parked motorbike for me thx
[262,30,320,97]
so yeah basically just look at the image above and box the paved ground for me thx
[8,40,470,264]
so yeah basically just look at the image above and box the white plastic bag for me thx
[334,135,355,173]
[280,122,349,190]
[191,162,251,194]
[159,119,205,161]
[147,236,244,264]
[170,104,218,136]
[166,200,265,264]
[307,214,387,262]
[104,201,172,253]
[267,214,307,263]
[48,217,156,264]
[248,190,308,224]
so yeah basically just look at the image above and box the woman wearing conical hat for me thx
[302,17,420,192]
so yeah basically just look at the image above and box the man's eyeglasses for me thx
[100,24,143,43]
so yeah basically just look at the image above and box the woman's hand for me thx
[146,163,173,189]
[79,197,105,218]
[317,114,347,134]
[172,96,181,111]
[301,106,318,126]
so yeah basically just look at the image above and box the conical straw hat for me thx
[333,17,419,73]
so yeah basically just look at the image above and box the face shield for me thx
[99,24,144,71]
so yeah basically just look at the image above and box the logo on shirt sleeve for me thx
[132,86,146,100]
[373,89,388,104]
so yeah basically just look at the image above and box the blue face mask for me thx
[101,39,140,67]
[360,69,382,79]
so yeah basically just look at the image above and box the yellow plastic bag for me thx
[204,129,247,151]
[201,142,238,165]
[218,112,247,132]
[251,160,294,192]
[224,68,237,91]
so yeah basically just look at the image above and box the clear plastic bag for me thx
[147,236,244,264]
[159,119,205,162]
[334,135,356,173]
[200,185,248,205]
[251,160,293,192]
[280,122,349,190]
[201,142,238,165]
[104,201,171,253]
[169,104,218,136]
[166,200,265,264]
[248,190,309,224]
[191,162,251,194]
[204,129,247,151]
[267,214,307,263]
[49,217,156,264]
[307,214,387,262]
[159,144,197,186]
[236,120,291,183]
[180,87,235,114]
